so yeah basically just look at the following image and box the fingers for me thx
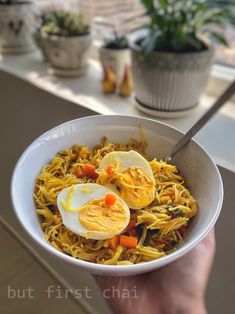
[201,228,216,254]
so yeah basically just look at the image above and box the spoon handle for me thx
[167,80,235,161]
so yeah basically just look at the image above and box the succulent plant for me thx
[39,10,90,37]
[139,0,235,54]
[104,32,129,49]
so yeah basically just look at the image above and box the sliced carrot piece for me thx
[105,194,116,206]
[108,235,120,250]
[83,163,98,179]
[76,168,85,177]
[120,235,138,248]
[106,165,115,176]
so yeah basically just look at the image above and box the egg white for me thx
[98,150,156,209]
[57,183,130,240]
[98,150,154,178]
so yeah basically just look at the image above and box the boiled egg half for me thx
[57,183,130,240]
[97,150,156,209]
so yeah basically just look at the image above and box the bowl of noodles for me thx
[11,115,223,276]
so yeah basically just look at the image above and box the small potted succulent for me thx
[36,10,91,77]
[99,32,131,83]
[130,0,235,114]
[0,0,35,54]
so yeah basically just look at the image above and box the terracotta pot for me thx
[0,2,35,54]
[130,40,214,112]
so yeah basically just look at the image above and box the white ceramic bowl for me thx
[11,115,223,276]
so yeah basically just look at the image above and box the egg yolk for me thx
[116,166,155,209]
[79,197,127,235]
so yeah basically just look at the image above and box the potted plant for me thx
[99,32,131,83]
[36,10,91,77]
[0,0,35,54]
[130,0,235,114]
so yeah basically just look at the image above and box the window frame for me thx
[207,64,235,101]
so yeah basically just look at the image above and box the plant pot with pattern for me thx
[0,0,35,54]
[99,33,131,83]
[130,0,235,116]
[36,10,92,77]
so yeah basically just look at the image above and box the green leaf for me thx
[184,35,205,50]
[159,0,168,9]
[206,31,229,46]
[141,0,155,11]
[140,30,161,55]
[139,0,234,54]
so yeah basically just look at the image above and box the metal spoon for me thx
[166,80,235,161]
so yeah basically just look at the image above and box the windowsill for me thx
[207,64,235,100]
[0,50,235,173]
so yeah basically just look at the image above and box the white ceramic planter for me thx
[131,43,214,112]
[99,47,131,82]
[39,32,92,77]
[0,2,35,54]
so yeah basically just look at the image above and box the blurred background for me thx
[37,0,235,66]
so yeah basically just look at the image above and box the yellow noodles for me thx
[35,137,197,265]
